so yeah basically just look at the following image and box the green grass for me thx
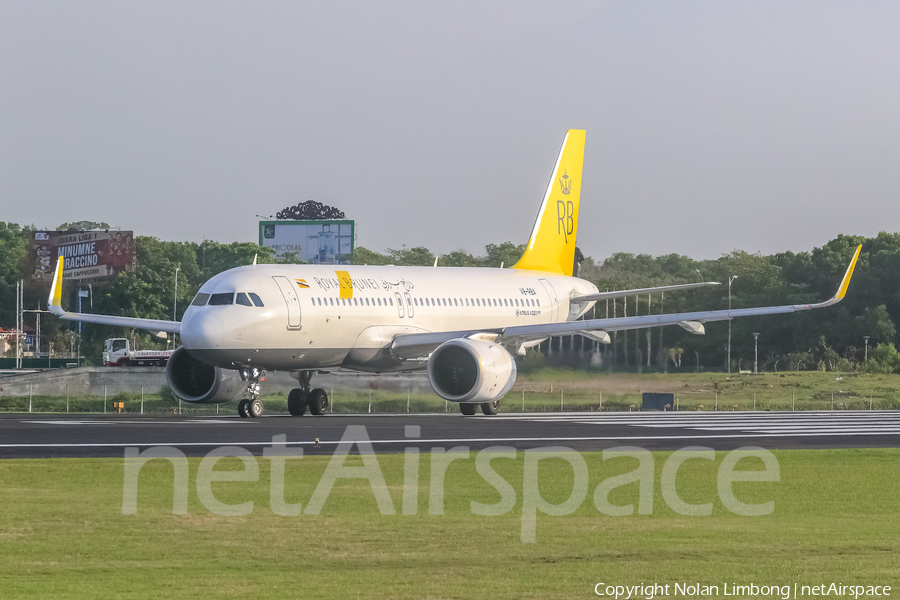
[2,370,900,414]
[1,448,898,598]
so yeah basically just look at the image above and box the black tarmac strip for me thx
[1,410,899,458]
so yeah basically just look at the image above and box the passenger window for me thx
[248,293,264,307]
[191,293,210,306]
[329,298,334,306]
[209,292,235,306]
[236,293,252,307]
[365,298,370,306]
[389,298,393,306]
[454,298,458,306]
[353,298,358,306]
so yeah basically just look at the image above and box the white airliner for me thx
[48,130,861,418]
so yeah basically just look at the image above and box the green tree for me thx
[0,222,33,328]
[440,250,478,267]
[351,246,390,265]
[387,245,434,266]
[866,343,900,374]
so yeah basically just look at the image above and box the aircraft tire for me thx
[481,400,501,416]
[238,399,250,418]
[308,388,328,416]
[287,389,308,416]
[248,398,264,418]
[459,403,478,416]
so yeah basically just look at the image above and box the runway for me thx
[2,410,900,458]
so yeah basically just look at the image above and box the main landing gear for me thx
[237,367,266,418]
[287,370,328,417]
[459,400,501,416]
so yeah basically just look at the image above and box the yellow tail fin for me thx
[513,129,586,275]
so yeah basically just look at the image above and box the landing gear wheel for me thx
[238,399,250,418]
[288,389,308,416]
[248,398,264,418]
[481,400,501,416]
[460,403,478,416]
[308,388,328,416]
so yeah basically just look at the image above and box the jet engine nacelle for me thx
[165,347,245,404]
[427,338,517,403]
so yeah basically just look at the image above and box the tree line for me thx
[2,220,900,373]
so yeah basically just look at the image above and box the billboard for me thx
[259,220,354,264]
[31,230,134,284]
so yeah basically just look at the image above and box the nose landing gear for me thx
[238,367,266,418]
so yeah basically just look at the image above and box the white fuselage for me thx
[180,264,598,372]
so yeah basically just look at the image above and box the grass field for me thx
[2,370,900,414]
[1,448,898,599]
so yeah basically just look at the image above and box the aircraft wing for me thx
[570,281,720,303]
[392,245,861,359]
[47,256,182,334]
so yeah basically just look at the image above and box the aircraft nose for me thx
[181,312,223,349]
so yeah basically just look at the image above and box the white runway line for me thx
[508,411,900,436]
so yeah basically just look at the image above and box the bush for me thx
[865,343,900,374]
[516,349,546,374]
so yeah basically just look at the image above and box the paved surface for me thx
[2,410,900,458]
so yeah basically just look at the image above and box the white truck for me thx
[103,338,173,367]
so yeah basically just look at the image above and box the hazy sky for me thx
[2,1,898,261]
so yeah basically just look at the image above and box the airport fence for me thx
[0,379,898,414]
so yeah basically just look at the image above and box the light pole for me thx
[752,332,760,374]
[695,269,703,282]
[727,276,737,373]
[863,336,870,362]
[173,267,180,322]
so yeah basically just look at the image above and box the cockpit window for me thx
[208,292,235,306]
[235,293,252,307]
[191,293,210,306]
[248,293,264,307]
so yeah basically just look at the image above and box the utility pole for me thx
[863,336,870,363]
[659,292,665,366]
[646,293,651,367]
[753,332,760,374]
[15,280,22,369]
[728,276,737,373]
[623,296,628,367]
[173,267,180,321]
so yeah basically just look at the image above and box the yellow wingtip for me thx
[835,244,862,299]
[50,255,64,309]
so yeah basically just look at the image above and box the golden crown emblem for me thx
[559,170,572,195]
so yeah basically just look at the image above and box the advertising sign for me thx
[259,220,354,264]
[31,230,135,284]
